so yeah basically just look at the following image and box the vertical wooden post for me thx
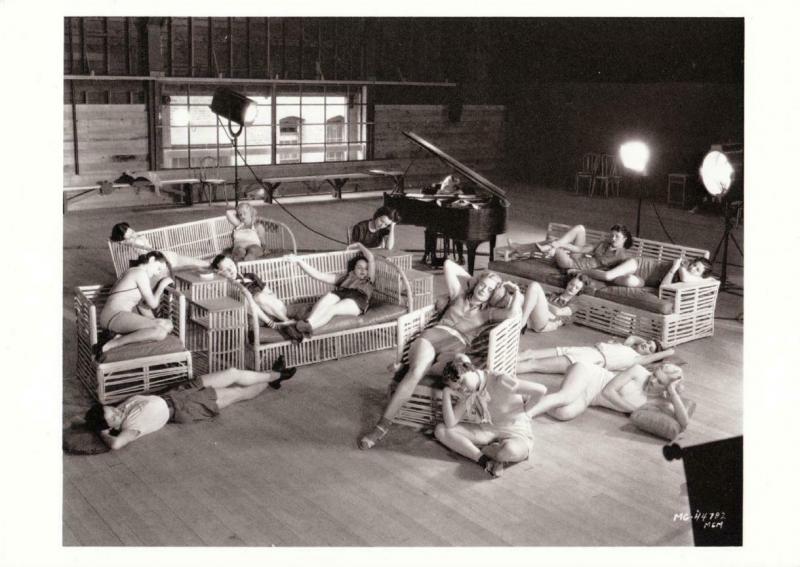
[104,17,110,75]
[246,18,251,78]
[67,17,75,74]
[265,17,271,78]
[189,17,194,77]
[70,80,80,175]
[80,18,87,73]
[167,17,173,76]
[227,17,233,77]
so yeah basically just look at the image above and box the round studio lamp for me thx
[699,150,734,197]
[619,141,650,174]
[209,87,258,127]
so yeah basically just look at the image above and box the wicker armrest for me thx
[658,279,720,315]
[373,256,413,309]
[159,286,188,346]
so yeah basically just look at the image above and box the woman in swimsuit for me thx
[210,253,290,328]
[283,242,376,340]
[226,202,266,261]
[110,222,210,271]
[519,274,590,334]
[523,361,689,426]
[97,251,175,354]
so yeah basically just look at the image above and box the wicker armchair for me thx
[107,215,298,277]
[74,285,193,404]
[390,304,522,429]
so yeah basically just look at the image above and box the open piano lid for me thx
[403,131,510,207]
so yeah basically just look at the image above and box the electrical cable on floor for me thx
[650,200,676,244]
[217,118,348,246]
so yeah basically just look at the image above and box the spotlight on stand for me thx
[209,87,258,206]
[620,141,650,236]
[699,144,743,293]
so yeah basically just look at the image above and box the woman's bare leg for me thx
[307,298,361,329]
[517,355,571,374]
[102,313,172,352]
[255,293,289,322]
[549,225,587,250]
[525,362,594,419]
[521,283,555,332]
[434,423,497,462]
[244,245,264,261]
[200,367,282,388]
[518,347,560,360]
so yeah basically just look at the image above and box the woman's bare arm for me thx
[666,382,690,429]
[383,222,396,250]
[441,387,470,428]
[660,258,682,288]
[286,254,337,285]
[100,428,140,450]
[601,365,650,413]
[135,270,173,310]
[443,259,470,299]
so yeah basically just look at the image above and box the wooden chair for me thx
[574,152,601,194]
[591,154,622,197]
[74,285,193,404]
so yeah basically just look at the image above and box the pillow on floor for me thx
[630,399,696,440]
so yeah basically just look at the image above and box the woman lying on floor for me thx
[81,364,296,451]
[211,253,291,329]
[523,361,690,427]
[517,335,673,374]
[97,251,175,355]
[519,275,589,334]
[110,222,210,271]
[434,354,547,478]
[281,242,376,342]
[509,224,643,287]
[358,260,523,450]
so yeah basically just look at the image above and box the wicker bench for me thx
[390,304,522,429]
[107,215,298,277]
[490,223,720,347]
[201,250,420,371]
[74,285,193,404]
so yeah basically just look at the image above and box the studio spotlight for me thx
[209,88,258,206]
[699,144,743,292]
[209,87,258,128]
[619,140,651,236]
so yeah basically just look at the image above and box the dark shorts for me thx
[571,255,600,271]
[332,288,370,314]
[421,326,468,356]
[162,378,219,424]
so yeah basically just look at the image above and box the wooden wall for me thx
[64,105,149,180]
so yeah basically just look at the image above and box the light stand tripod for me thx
[711,198,743,294]
[227,118,243,207]
[635,174,646,237]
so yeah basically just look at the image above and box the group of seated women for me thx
[95,213,699,478]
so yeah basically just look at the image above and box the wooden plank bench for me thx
[254,170,405,202]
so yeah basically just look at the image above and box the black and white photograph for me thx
[2,2,798,566]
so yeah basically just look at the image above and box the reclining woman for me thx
[519,274,590,334]
[660,256,714,286]
[434,354,547,478]
[81,365,297,451]
[283,242,376,341]
[510,224,642,287]
[523,361,690,427]
[226,202,269,261]
[358,259,523,450]
[97,251,175,355]
[210,253,291,329]
[517,335,673,375]
[110,222,210,271]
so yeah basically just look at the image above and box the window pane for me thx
[277,146,300,164]
[189,105,219,126]
[245,146,272,165]
[169,127,188,146]
[190,126,218,145]
[302,124,324,145]
[246,126,270,145]
[301,148,325,163]
[301,104,325,123]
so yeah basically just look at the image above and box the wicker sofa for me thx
[202,250,420,372]
[490,223,720,347]
[108,215,297,277]
[74,285,193,404]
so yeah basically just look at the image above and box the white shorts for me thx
[557,346,604,366]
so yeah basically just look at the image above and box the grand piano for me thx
[384,131,509,274]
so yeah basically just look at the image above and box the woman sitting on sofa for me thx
[282,242,376,341]
[523,361,690,427]
[509,224,643,288]
[211,253,291,329]
[110,222,210,271]
[519,274,590,334]
[97,251,175,355]
[358,260,523,450]
[660,256,714,286]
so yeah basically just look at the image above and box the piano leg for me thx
[466,241,480,275]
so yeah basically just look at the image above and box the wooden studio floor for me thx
[62,179,744,546]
